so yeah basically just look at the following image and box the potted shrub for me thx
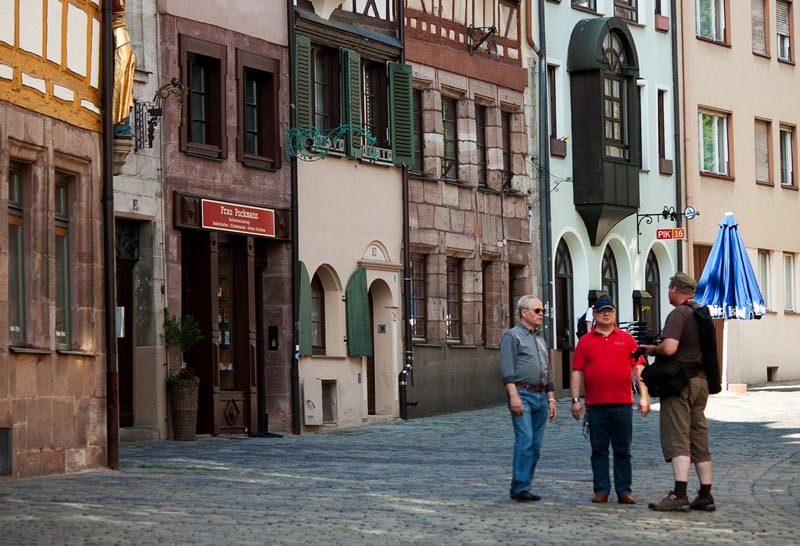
[163,310,204,441]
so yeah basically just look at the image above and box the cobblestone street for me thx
[1,383,798,546]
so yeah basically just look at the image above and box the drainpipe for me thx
[102,0,119,469]
[537,0,554,346]
[287,0,301,435]
[398,0,414,420]
[672,0,684,271]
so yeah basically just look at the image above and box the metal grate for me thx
[0,428,10,476]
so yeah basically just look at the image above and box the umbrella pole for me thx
[721,320,729,392]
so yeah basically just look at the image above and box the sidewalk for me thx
[1,382,798,545]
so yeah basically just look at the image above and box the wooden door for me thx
[116,256,136,427]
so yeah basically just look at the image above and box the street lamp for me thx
[635,205,700,253]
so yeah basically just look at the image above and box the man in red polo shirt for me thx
[570,297,650,504]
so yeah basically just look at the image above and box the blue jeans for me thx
[587,404,633,496]
[509,389,548,496]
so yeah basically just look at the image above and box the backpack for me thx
[689,304,721,395]
[576,312,588,339]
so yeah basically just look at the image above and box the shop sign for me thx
[201,199,276,237]
[656,227,685,240]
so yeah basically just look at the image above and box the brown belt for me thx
[514,382,544,392]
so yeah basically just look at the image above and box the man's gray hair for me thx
[516,295,539,318]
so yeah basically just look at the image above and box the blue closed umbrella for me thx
[695,213,766,392]
[696,213,766,320]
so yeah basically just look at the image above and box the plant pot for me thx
[168,380,199,441]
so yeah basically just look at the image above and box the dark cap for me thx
[670,272,697,294]
[593,297,616,311]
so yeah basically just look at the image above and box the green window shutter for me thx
[298,261,312,356]
[345,267,372,357]
[295,35,312,129]
[389,62,414,167]
[340,48,362,158]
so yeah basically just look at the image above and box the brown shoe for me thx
[592,493,609,503]
[618,494,636,505]
[648,491,690,512]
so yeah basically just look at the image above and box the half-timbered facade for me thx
[0,0,106,477]
[403,0,534,415]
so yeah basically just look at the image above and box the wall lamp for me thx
[134,78,188,150]
[635,205,699,253]
[468,25,498,55]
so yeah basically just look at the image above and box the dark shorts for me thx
[659,375,711,463]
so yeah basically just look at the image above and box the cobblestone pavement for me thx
[1,382,799,546]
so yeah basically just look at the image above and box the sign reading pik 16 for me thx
[201,199,276,237]
[656,227,686,240]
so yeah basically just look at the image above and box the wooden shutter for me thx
[340,48,362,158]
[752,0,767,54]
[345,267,372,357]
[295,35,313,128]
[755,120,770,182]
[298,261,312,356]
[777,0,791,36]
[389,62,414,167]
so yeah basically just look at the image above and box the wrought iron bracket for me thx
[635,205,699,253]
[467,25,497,55]
[133,78,188,151]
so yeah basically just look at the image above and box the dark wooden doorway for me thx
[555,240,574,389]
[115,220,139,428]
[367,290,376,415]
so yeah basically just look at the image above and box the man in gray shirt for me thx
[500,295,558,501]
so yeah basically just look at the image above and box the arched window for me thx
[602,246,618,310]
[555,239,574,349]
[311,274,325,354]
[602,31,628,159]
[646,251,661,336]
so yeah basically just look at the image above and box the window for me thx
[752,0,769,55]
[777,0,793,61]
[412,89,424,173]
[615,0,638,21]
[759,249,772,310]
[476,105,488,187]
[698,111,730,176]
[363,59,388,148]
[646,252,661,336]
[8,163,24,343]
[603,33,628,159]
[784,253,796,312]
[656,0,664,14]
[780,125,796,187]
[501,111,512,189]
[572,0,597,11]
[442,97,458,180]
[446,257,462,341]
[602,246,619,310]
[55,174,71,346]
[657,90,667,160]
[410,255,427,339]
[312,46,339,131]
[547,65,557,140]
[181,36,226,159]
[755,119,772,184]
[697,0,727,42]
[311,275,325,354]
[237,51,280,169]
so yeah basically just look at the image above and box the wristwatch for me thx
[571,397,580,404]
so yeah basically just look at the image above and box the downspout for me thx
[102,0,120,469]
[288,0,301,435]
[398,0,414,420]
[672,0,684,271]
[537,0,554,346]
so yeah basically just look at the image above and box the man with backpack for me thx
[641,272,718,513]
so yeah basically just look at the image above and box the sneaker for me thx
[690,493,716,512]
[648,491,690,512]
[511,490,541,502]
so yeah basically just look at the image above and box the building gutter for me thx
[537,0,554,346]
[398,0,414,420]
[102,0,119,469]
[288,0,301,435]
[672,0,684,270]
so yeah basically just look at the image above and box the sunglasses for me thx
[528,308,544,315]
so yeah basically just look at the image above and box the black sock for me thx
[699,484,712,498]
[674,481,688,498]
